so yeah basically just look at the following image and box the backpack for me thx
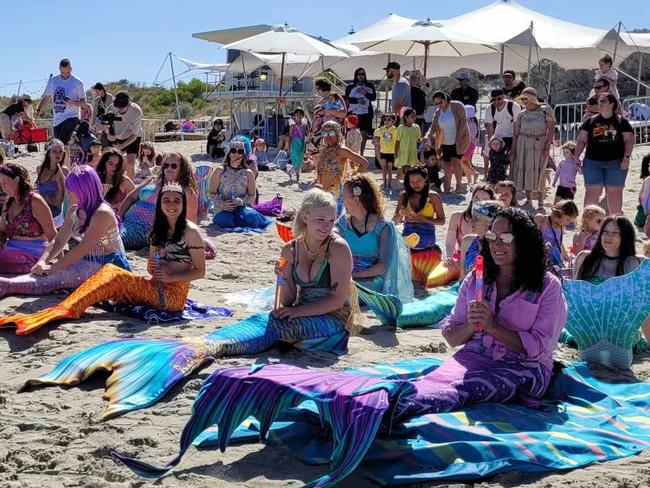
[490,100,514,129]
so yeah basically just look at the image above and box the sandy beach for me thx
[1,140,649,488]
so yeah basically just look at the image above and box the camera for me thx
[98,112,123,136]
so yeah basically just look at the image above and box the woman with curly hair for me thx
[35,139,67,217]
[95,148,135,211]
[337,173,413,302]
[118,152,198,249]
[0,163,57,273]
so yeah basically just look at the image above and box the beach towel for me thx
[114,357,650,486]
[97,299,232,325]
[194,164,213,220]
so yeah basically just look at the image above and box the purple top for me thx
[442,271,567,371]
[553,157,580,190]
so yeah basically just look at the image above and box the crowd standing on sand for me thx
[2,53,650,486]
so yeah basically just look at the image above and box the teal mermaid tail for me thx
[23,313,350,419]
[563,259,650,369]
[22,337,212,420]
[355,281,403,325]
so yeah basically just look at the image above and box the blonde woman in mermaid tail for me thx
[0,165,129,300]
[0,181,206,335]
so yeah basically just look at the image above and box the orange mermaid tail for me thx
[409,247,442,285]
[0,264,190,335]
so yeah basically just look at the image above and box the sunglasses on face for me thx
[519,97,529,103]
[321,130,336,137]
[594,85,606,90]
[495,97,504,102]
[230,148,245,155]
[485,230,515,245]
[163,162,178,170]
[598,98,611,104]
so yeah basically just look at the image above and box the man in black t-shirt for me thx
[501,70,526,99]
[0,96,35,142]
[450,71,478,108]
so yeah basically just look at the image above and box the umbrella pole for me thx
[277,52,286,147]
[526,22,534,85]
[384,54,390,112]
[499,44,505,74]
[547,62,553,104]
[423,43,430,79]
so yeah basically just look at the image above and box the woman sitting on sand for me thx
[0,181,205,335]
[393,166,445,250]
[337,173,413,302]
[0,165,129,300]
[95,149,135,212]
[445,184,494,259]
[35,139,67,218]
[118,152,198,249]
[314,121,368,213]
[210,138,270,231]
[0,163,57,274]
[567,215,650,369]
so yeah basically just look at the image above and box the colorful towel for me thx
[115,357,650,486]
[97,299,233,325]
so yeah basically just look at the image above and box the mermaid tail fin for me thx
[0,305,73,335]
[409,247,442,285]
[113,364,412,486]
[22,337,212,420]
[275,222,294,243]
[402,233,420,249]
[354,281,403,325]
[425,259,460,288]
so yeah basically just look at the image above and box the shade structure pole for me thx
[278,52,286,98]
[637,53,644,96]
[526,22,534,85]
[546,62,553,103]
[612,21,623,65]
[384,54,390,112]
[169,52,183,141]
[499,44,505,74]
[321,56,326,76]
[16,80,22,97]
[423,42,430,79]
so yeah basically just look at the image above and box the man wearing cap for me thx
[450,71,478,108]
[0,96,36,142]
[36,58,85,144]
[501,70,526,100]
[104,91,143,180]
[484,88,521,153]
[385,62,411,116]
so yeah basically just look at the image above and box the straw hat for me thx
[518,87,540,105]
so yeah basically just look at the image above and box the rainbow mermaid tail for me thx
[0,264,189,335]
[563,259,650,369]
[409,246,442,285]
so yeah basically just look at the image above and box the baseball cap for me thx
[113,91,131,108]
[383,61,401,71]
[456,71,470,80]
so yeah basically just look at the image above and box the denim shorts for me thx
[582,158,628,188]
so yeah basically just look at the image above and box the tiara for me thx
[161,181,184,194]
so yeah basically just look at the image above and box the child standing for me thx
[373,113,397,189]
[288,108,309,182]
[535,200,579,269]
[344,115,362,155]
[419,139,442,191]
[573,205,606,254]
[486,136,509,184]
[552,141,581,202]
[394,108,421,182]
[253,138,269,170]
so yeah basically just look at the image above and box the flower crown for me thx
[161,181,184,194]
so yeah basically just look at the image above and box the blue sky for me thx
[1,0,647,96]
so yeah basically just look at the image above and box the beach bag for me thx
[635,204,646,227]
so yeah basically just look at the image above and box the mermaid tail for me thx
[425,258,460,287]
[563,259,650,369]
[275,222,294,243]
[354,281,403,325]
[112,364,412,485]
[22,337,212,420]
[409,246,442,285]
[0,264,189,335]
[194,164,213,220]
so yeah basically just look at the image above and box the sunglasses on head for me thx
[485,230,515,245]
[163,162,178,170]
[230,148,245,155]
[321,130,336,137]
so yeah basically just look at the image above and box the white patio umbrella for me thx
[353,18,498,77]
[223,24,348,98]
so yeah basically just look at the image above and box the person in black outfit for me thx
[450,72,478,108]
[0,96,36,142]
[344,67,377,155]
[501,70,526,99]
[409,71,428,133]
[207,119,226,159]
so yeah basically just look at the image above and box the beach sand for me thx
[1,141,649,488]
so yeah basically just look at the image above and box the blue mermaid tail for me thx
[563,259,650,369]
[23,312,350,420]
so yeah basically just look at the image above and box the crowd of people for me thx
[1,52,650,485]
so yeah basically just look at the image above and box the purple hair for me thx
[64,165,110,233]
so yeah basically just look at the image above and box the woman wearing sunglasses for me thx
[344,67,377,155]
[313,121,367,213]
[458,200,503,281]
[574,93,634,216]
[209,139,270,232]
[118,152,198,249]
